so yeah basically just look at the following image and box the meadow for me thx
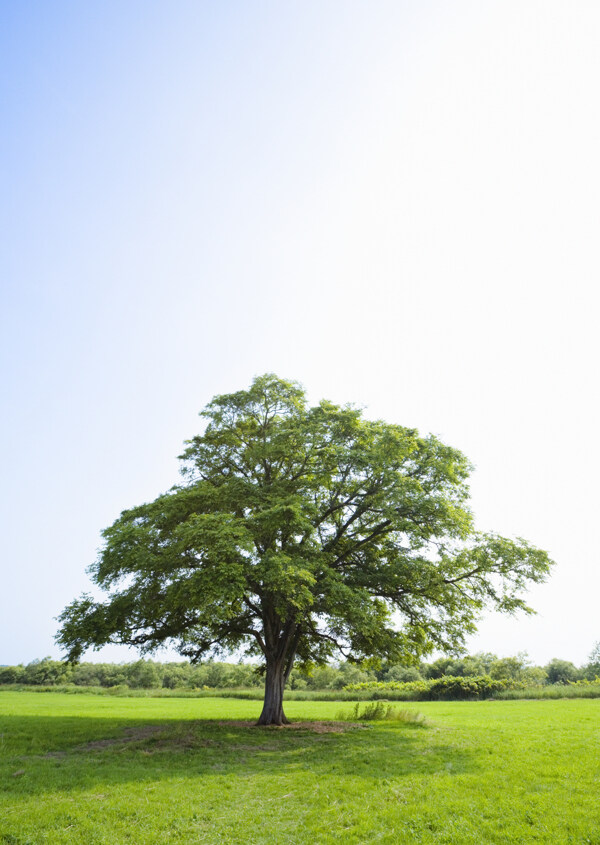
[1,692,599,844]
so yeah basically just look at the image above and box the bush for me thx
[337,702,427,724]
[349,701,393,720]
[427,675,519,700]
[344,675,521,701]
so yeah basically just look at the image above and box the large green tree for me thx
[57,375,552,724]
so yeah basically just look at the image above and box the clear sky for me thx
[2,1,599,668]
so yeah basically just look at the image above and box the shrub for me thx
[427,675,519,700]
[568,677,600,687]
[344,675,521,700]
[336,702,427,723]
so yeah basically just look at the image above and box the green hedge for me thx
[344,675,522,700]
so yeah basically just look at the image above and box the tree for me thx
[585,641,600,680]
[545,658,581,685]
[489,653,531,681]
[57,375,553,725]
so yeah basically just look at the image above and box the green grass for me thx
[5,682,600,701]
[496,684,600,700]
[1,692,599,843]
[0,685,372,701]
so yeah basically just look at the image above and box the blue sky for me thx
[2,1,599,667]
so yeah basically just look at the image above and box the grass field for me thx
[1,692,599,843]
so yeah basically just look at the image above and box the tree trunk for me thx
[257,658,290,726]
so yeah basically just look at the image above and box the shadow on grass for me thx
[0,714,476,798]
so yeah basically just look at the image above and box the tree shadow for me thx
[0,714,477,798]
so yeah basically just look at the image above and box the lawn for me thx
[1,692,599,843]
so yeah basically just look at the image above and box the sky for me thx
[1,1,599,668]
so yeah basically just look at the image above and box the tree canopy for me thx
[57,375,553,724]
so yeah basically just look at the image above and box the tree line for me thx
[2,646,599,690]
